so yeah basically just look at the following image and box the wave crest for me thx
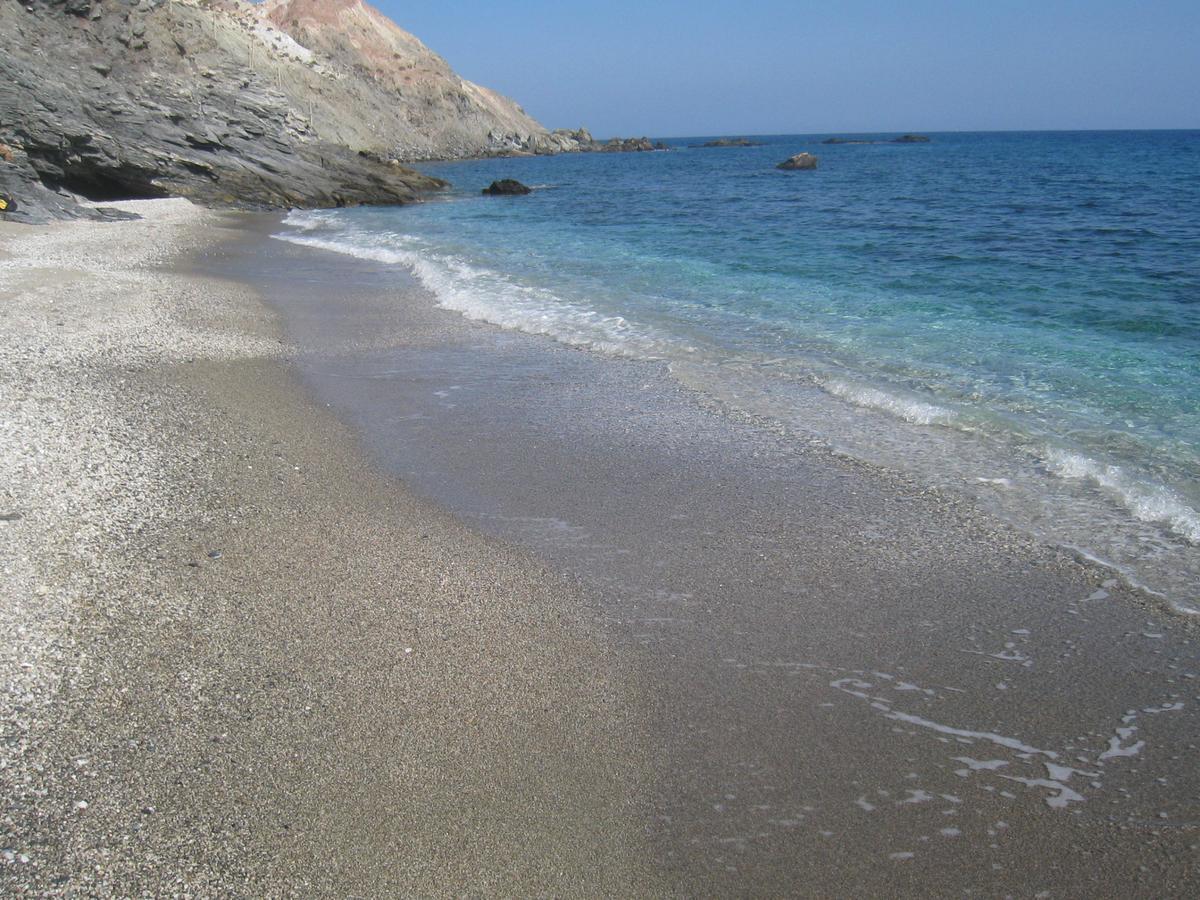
[1046,449,1200,543]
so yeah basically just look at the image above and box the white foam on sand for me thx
[822,667,1192,813]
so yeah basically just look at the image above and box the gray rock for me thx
[547,129,665,154]
[777,153,819,171]
[482,179,532,196]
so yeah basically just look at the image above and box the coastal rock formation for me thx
[547,130,665,153]
[597,137,661,153]
[0,0,674,221]
[777,153,819,170]
[0,0,447,222]
[482,179,532,196]
[694,138,763,148]
[255,3,668,159]
[893,134,931,143]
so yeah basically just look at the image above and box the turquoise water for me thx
[277,131,1200,611]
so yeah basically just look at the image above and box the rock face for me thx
[258,0,564,160]
[0,0,448,222]
[482,179,532,196]
[777,153,819,171]
[0,0,676,222]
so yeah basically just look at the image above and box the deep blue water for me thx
[277,131,1200,611]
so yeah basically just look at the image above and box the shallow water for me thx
[224,233,1200,894]
[275,130,1200,611]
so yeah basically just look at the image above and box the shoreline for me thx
[272,207,1195,627]
[0,202,663,895]
[2,201,1197,895]
[227,217,1200,893]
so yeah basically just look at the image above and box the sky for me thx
[364,0,1199,137]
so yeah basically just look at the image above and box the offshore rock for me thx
[893,134,931,143]
[482,179,532,196]
[597,137,656,153]
[777,153,819,170]
[547,129,665,154]
[694,138,763,148]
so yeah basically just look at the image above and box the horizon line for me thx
[577,127,1200,140]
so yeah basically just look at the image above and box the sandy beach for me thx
[2,201,1198,896]
[0,202,663,896]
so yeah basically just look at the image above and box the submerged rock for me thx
[482,179,532,196]
[777,153,819,171]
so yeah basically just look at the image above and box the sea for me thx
[275,131,1200,614]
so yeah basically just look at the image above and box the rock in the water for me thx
[548,130,664,154]
[694,138,763,148]
[777,153,819,171]
[598,137,657,153]
[892,134,931,143]
[482,179,532,196]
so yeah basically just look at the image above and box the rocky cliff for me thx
[256,0,573,159]
[0,0,464,222]
[0,0,664,223]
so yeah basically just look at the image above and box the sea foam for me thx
[1045,449,1200,544]
[275,226,675,359]
[823,379,956,426]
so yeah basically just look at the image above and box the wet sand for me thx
[217,225,1200,896]
[1,202,1197,896]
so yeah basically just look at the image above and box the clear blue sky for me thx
[368,0,1198,137]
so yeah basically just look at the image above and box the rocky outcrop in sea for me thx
[482,179,533,196]
[691,138,763,148]
[777,153,819,170]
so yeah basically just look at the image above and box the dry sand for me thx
[0,201,662,896]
